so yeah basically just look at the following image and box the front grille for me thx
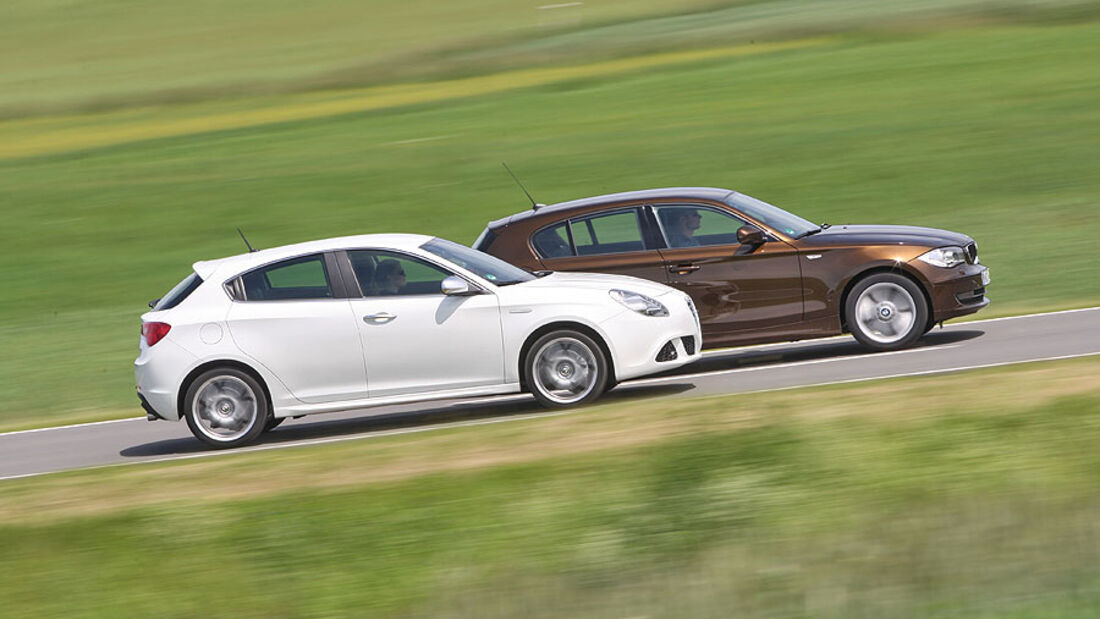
[656,340,678,362]
[966,242,979,264]
[682,335,696,356]
[955,287,985,304]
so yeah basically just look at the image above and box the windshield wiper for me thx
[799,223,830,239]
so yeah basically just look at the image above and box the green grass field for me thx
[2,358,1098,617]
[1,2,1099,427]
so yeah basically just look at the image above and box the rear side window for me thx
[473,228,498,253]
[154,272,203,311]
[241,254,334,301]
[532,223,574,259]
[570,209,645,256]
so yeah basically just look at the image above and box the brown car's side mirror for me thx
[737,224,766,246]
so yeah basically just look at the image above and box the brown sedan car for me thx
[474,187,990,351]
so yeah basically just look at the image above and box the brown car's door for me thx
[652,204,803,338]
[536,206,669,282]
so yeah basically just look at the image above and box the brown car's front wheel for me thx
[845,273,929,351]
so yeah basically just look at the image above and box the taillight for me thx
[142,322,171,347]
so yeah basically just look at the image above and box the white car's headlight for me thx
[609,289,668,317]
[916,246,967,268]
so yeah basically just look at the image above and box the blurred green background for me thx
[2,0,1099,428]
[3,1,1100,617]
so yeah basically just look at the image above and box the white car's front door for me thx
[227,253,368,404]
[345,250,505,398]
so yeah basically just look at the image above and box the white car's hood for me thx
[515,271,676,298]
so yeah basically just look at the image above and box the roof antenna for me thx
[502,162,545,210]
[237,227,258,253]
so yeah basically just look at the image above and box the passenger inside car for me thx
[373,259,406,295]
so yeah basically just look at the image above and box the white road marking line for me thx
[631,344,962,386]
[0,410,573,482]
[5,351,1098,483]
[700,305,1100,356]
[3,306,1097,438]
[719,351,1100,397]
[0,416,142,437]
[957,305,1100,325]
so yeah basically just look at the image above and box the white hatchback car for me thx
[135,235,701,447]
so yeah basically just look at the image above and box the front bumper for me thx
[600,293,703,381]
[914,261,990,323]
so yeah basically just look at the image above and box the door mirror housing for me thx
[737,225,767,246]
[441,275,480,296]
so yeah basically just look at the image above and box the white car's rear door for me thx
[227,253,368,403]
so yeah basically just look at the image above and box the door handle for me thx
[363,312,396,324]
[669,264,700,275]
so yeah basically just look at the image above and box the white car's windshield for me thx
[422,238,535,286]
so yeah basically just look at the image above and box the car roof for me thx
[487,187,736,229]
[192,233,436,280]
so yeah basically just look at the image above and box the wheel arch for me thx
[838,265,934,332]
[176,359,273,421]
[517,321,616,392]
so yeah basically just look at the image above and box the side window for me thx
[347,250,454,297]
[241,254,333,301]
[154,272,203,310]
[654,205,747,248]
[532,223,574,259]
[569,209,645,256]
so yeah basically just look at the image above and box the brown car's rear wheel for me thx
[845,273,928,352]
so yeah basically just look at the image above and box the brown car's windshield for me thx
[725,193,818,238]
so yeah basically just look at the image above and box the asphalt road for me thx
[3,307,1098,481]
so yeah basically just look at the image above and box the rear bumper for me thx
[134,338,198,421]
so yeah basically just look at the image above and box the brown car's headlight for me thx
[916,246,967,268]
[609,289,668,317]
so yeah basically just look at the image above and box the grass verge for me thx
[1,357,1098,616]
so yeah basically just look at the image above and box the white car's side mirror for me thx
[441,275,479,296]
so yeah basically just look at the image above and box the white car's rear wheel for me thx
[525,330,608,408]
[184,368,269,448]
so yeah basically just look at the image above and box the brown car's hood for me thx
[799,225,973,248]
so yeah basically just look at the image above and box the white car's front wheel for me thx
[524,330,608,408]
[184,368,269,448]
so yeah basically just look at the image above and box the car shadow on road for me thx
[120,382,697,457]
[650,329,986,378]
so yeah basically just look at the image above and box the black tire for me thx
[845,273,929,352]
[183,368,269,448]
[265,416,285,432]
[523,330,609,408]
